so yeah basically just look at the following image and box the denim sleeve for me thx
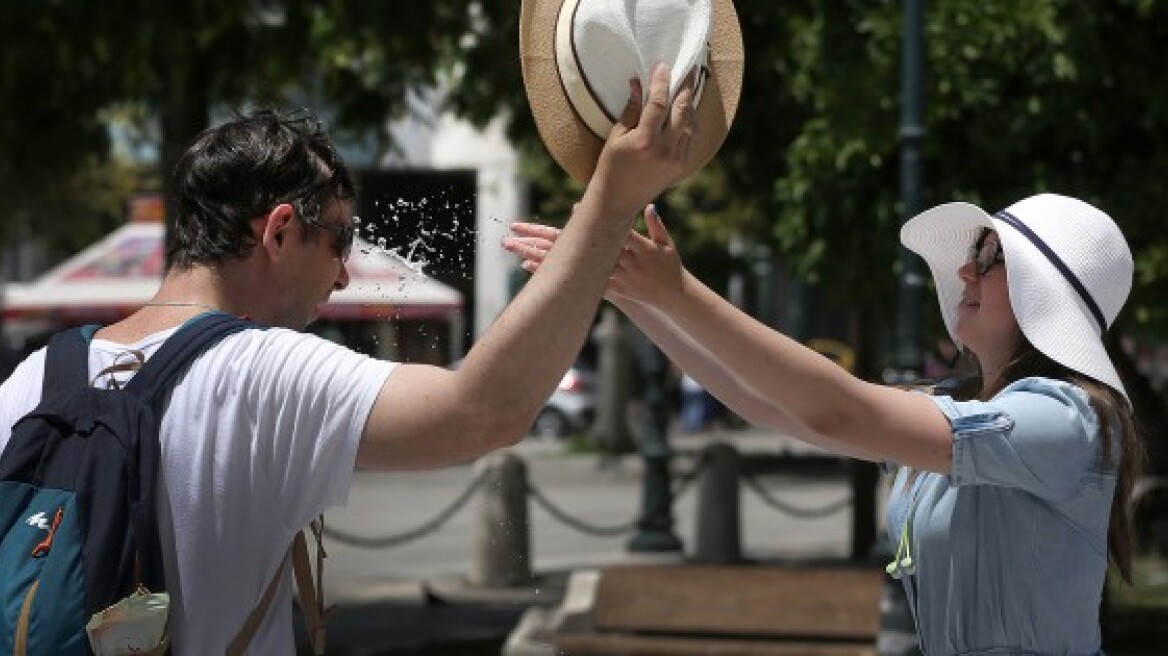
[931,378,1101,500]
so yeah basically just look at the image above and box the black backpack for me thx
[0,313,255,655]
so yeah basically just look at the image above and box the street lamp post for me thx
[876,2,926,654]
[627,327,683,553]
[897,0,926,382]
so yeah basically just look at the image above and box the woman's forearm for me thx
[614,293,880,460]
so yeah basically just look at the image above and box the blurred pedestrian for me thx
[680,373,709,431]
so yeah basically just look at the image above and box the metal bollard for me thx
[470,451,533,587]
[692,442,742,564]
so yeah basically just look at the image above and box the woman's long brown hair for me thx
[947,339,1144,583]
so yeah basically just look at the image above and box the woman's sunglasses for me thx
[968,228,1004,276]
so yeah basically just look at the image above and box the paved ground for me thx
[305,426,885,655]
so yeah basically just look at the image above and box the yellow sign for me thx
[806,338,856,373]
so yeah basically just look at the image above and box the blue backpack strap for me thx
[118,312,257,592]
[123,312,257,407]
[39,327,94,401]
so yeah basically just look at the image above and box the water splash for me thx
[359,189,476,285]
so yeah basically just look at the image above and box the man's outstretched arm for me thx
[357,64,698,471]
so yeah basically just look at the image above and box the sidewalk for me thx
[309,426,870,655]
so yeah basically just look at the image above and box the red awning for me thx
[2,222,463,323]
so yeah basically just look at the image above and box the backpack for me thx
[0,313,257,655]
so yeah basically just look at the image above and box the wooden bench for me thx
[510,564,883,656]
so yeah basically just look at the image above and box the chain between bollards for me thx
[742,471,853,518]
[322,470,486,549]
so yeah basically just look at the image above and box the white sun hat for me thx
[556,0,712,139]
[900,193,1134,399]
[520,0,744,183]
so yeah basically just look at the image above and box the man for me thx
[0,64,696,653]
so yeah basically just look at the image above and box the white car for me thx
[530,364,596,439]
[448,358,596,440]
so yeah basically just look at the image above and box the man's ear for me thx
[257,203,297,259]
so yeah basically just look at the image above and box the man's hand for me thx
[585,63,698,219]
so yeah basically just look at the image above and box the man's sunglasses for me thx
[296,201,356,261]
[968,228,1004,276]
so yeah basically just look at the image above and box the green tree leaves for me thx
[5,1,1168,336]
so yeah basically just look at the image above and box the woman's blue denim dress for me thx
[885,377,1116,655]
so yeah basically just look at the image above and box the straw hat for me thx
[901,193,1134,399]
[520,0,744,183]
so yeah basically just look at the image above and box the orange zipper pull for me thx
[31,507,64,558]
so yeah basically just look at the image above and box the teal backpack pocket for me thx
[0,484,87,655]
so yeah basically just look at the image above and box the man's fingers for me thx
[667,69,698,160]
[669,70,698,134]
[638,62,673,133]
[615,77,644,135]
[672,127,695,161]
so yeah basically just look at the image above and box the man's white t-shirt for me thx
[0,322,395,654]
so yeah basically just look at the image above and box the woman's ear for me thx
[258,203,297,258]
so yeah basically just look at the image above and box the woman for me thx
[504,193,1141,655]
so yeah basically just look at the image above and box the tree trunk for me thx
[157,25,212,238]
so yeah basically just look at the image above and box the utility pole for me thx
[875,2,926,654]
[626,328,682,553]
[857,0,928,563]
[897,0,926,382]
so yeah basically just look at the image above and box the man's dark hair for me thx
[166,109,356,271]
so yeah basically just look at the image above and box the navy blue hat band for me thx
[994,210,1107,334]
